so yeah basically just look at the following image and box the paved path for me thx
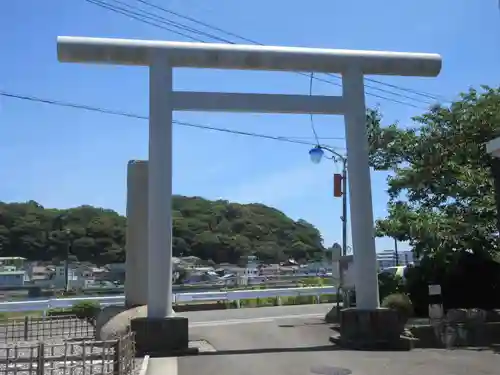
[180,303,331,325]
[146,305,500,375]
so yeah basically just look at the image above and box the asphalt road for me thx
[0,304,329,343]
[180,303,331,325]
[145,305,500,375]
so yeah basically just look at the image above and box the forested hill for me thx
[0,197,326,265]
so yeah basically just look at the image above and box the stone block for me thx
[324,305,340,323]
[336,308,406,349]
[131,316,192,356]
[97,305,176,341]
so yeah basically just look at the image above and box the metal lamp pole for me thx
[394,238,399,266]
[309,146,348,313]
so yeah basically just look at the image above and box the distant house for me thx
[0,269,26,287]
[106,263,126,272]
[376,250,414,270]
[0,257,26,270]
[177,256,202,269]
[26,265,53,282]
[97,263,126,284]
[52,264,93,289]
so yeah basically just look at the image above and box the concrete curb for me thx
[139,355,150,375]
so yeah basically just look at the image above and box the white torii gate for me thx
[57,37,441,322]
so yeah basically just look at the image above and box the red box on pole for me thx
[334,173,343,197]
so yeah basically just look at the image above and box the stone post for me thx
[125,160,148,307]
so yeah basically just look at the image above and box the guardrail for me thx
[0,286,337,313]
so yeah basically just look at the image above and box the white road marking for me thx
[146,356,177,375]
[189,313,324,327]
[139,355,150,375]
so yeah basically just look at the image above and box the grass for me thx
[0,310,44,320]
[224,293,338,308]
[0,294,338,318]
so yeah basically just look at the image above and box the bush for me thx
[378,272,405,302]
[298,277,325,286]
[404,253,500,316]
[71,301,101,326]
[382,293,414,323]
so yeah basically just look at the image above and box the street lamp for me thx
[309,145,349,316]
[309,147,325,164]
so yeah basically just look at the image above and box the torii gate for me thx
[57,36,441,353]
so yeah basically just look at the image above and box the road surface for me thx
[181,303,331,325]
[144,305,500,375]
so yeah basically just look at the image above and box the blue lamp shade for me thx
[309,147,324,164]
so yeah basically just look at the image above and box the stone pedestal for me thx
[331,308,406,350]
[131,316,195,356]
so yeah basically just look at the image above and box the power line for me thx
[308,73,320,145]
[0,90,345,150]
[84,0,202,42]
[114,0,449,103]
[82,0,444,109]
[86,0,235,43]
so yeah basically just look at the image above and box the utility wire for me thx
[112,0,449,104]
[0,91,344,149]
[85,0,202,42]
[308,73,320,145]
[85,0,430,110]
[87,0,235,43]
[85,0,435,109]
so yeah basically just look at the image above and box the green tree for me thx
[0,195,326,264]
[369,86,500,262]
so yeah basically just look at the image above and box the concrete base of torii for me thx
[332,308,407,350]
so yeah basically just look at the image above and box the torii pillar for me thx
[57,36,441,353]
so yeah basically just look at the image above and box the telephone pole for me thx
[309,146,348,313]
[394,238,399,266]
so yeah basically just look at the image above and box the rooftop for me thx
[0,270,25,275]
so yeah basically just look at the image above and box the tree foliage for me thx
[368,86,500,262]
[0,196,325,264]
[5,87,498,268]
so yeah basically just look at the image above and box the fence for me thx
[0,286,338,313]
[0,316,95,342]
[0,331,135,375]
[0,316,136,375]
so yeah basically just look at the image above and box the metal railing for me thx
[0,331,135,375]
[0,286,338,313]
[0,316,95,342]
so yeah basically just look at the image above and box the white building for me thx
[376,250,414,270]
[0,269,27,287]
[52,264,93,289]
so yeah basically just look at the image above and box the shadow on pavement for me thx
[278,321,329,328]
[197,344,343,356]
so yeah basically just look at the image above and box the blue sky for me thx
[1,0,499,253]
